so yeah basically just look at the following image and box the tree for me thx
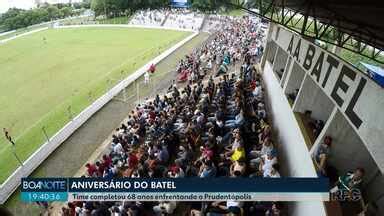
[60,7,73,18]
[91,0,107,17]
[192,0,214,11]
[91,0,131,18]
[46,5,60,20]
[0,5,76,31]
[0,8,24,25]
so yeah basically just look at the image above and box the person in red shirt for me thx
[202,147,214,161]
[128,152,139,169]
[95,161,105,177]
[102,154,112,168]
[149,63,156,74]
[148,108,156,122]
[85,163,97,177]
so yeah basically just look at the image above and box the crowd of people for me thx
[60,14,284,216]
[129,9,167,26]
[163,9,204,30]
[201,15,227,33]
[176,16,267,84]
[129,8,204,30]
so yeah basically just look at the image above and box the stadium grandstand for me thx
[129,9,168,27]
[0,0,384,216]
[61,16,272,215]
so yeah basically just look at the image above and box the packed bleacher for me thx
[201,15,228,33]
[60,15,284,216]
[129,9,168,27]
[176,16,265,83]
[162,9,204,30]
[129,8,204,31]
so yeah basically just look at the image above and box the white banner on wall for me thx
[270,25,384,172]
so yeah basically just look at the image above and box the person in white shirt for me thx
[112,142,123,154]
[264,163,281,178]
[259,150,278,176]
[144,71,150,84]
[226,200,243,209]
[225,109,244,128]
[153,201,177,215]
[253,81,263,99]
[196,112,205,125]
[206,59,213,70]
[249,137,274,168]
[257,103,266,119]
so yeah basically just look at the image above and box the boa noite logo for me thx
[21,178,67,192]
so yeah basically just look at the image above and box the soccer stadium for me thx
[0,0,383,215]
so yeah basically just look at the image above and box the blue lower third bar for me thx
[21,192,68,202]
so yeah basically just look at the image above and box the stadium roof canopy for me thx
[277,0,384,50]
[234,0,384,64]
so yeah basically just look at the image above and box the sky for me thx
[0,0,82,14]
[0,0,34,13]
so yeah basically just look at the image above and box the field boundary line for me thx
[0,30,199,204]
[0,27,48,44]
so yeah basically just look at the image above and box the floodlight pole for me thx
[3,128,23,166]
[42,126,50,142]
[88,92,93,103]
[12,145,23,166]
[67,106,74,121]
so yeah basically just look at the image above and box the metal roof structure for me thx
[228,0,384,64]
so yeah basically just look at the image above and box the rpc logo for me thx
[21,178,67,192]
[330,188,362,202]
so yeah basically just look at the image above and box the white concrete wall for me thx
[280,56,293,88]
[313,110,377,174]
[272,46,289,79]
[263,61,326,216]
[293,75,335,122]
[283,61,305,95]
[263,62,318,177]
[364,172,384,215]
[290,202,327,216]
[311,108,384,215]
[266,22,384,215]
[270,25,384,173]
[266,41,278,64]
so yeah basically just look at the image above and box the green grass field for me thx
[220,9,245,17]
[0,27,190,183]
